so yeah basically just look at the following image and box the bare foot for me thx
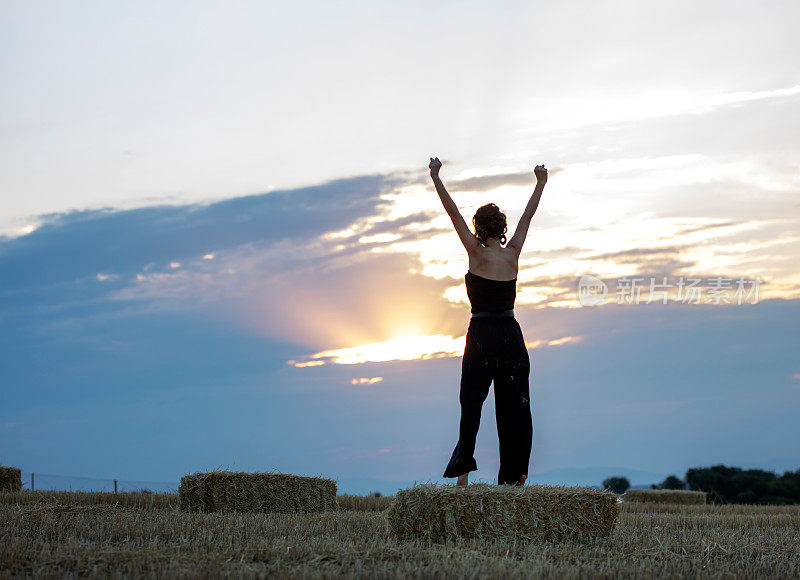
[456,472,469,486]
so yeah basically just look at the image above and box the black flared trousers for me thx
[443,316,532,485]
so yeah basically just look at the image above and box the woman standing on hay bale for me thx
[429,156,548,487]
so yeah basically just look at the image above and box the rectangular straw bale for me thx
[178,470,338,513]
[0,466,22,492]
[386,482,620,544]
[623,488,706,505]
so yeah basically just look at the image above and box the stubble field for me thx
[2,489,799,578]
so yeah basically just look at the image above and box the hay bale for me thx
[0,466,22,492]
[337,493,394,512]
[386,482,619,544]
[178,470,338,514]
[622,488,706,505]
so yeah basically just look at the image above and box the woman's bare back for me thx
[467,243,519,281]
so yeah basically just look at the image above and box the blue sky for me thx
[1,0,799,495]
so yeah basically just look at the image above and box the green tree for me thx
[766,469,800,504]
[657,475,685,490]
[686,465,742,503]
[686,464,790,504]
[602,476,630,494]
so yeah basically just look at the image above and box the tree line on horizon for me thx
[602,464,800,504]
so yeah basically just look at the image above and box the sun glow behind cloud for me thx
[288,333,465,366]
[287,333,583,366]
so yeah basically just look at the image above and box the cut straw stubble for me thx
[622,488,707,505]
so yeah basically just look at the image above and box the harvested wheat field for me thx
[623,488,707,505]
[2,488,799,578]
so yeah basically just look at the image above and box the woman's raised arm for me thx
[429,156,480,253]
[507,164,548,255]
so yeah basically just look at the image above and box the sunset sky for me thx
[2,0,799,495]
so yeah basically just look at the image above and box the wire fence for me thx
[18,471,179,494]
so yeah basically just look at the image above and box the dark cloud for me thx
[0,173,406,294]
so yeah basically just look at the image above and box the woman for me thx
[429,156,548,486]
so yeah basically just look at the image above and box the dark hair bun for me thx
[472,203,507,247]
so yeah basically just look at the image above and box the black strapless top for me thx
[465,271,517,314]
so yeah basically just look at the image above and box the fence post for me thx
[114,479,117,493]
[31,472,34,491]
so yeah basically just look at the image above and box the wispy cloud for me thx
[350,377,384,386]
[521,83,800,133]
